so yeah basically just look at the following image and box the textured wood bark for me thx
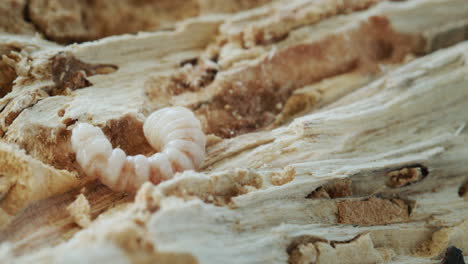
[0,0,467,263]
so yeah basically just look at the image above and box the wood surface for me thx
[0,0,467,263]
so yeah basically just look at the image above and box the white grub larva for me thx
[71,106,206,192]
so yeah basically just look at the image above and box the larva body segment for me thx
[148,153,173,181]
[71,106,206,192]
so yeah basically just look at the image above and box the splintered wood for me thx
[0,0,467,263]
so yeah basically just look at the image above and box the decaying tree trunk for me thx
[0,0,467,263]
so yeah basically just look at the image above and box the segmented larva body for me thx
[71,107,206,192]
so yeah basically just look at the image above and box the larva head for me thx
[143,106,203,151]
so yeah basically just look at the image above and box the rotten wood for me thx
[0,0,467,263]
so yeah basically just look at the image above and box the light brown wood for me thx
[0,0,467,263]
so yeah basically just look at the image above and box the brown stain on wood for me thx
[50,52,117,94]
[386,165,428,188]
[337,197,411,226]
[193,15,423,138]
[307,179,353,199]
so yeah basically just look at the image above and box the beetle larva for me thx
[71,106,206,192]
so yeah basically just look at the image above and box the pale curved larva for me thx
[71,106,206,192]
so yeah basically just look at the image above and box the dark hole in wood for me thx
[441,246,465,264]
